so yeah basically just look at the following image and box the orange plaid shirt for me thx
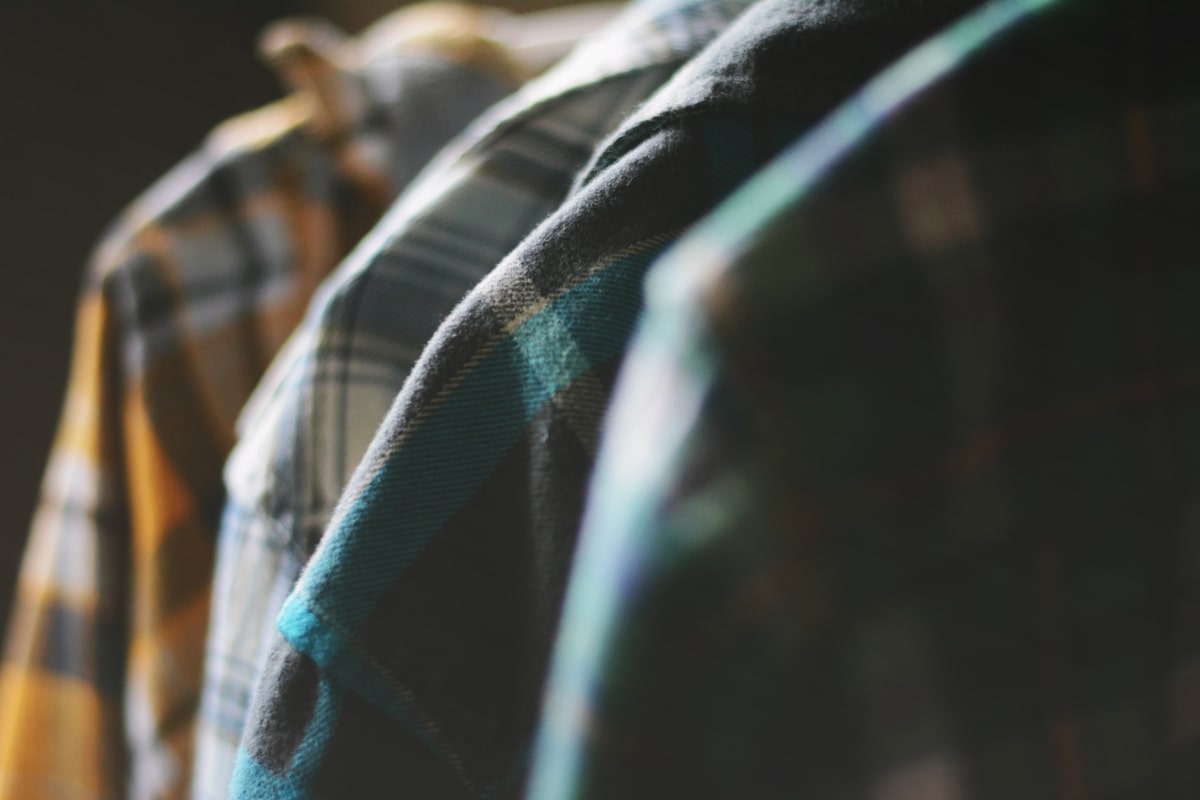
[0,8,524,798]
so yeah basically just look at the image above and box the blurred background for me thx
[0,0,549,641]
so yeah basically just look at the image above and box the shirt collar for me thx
[453,0,760,154]
[257,6,528,144]
[574,0,987,190]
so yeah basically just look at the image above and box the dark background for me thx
[0,0,429,641]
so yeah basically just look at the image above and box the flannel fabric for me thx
[0,11,523,800]
[227,1,990,797]
[199,0,755,795]
[529,0,1200,797]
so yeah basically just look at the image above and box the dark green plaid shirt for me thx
[530,0,1200,797]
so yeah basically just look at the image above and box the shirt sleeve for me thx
[0,257,135,799]
[0,217,228,800]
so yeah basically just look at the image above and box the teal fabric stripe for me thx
[276,601,350,665]
[277,600,472,787]
[232,748,304,800]
[288,678,344,790]
[280,245,664,658]
[230,670,346,800]
[526,320,717,800]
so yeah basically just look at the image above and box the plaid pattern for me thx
[199,0,757,796]
[0,11,523,800]
[227,1,990,798]
[529,0,1200,797]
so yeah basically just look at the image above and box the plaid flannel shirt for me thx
[0,10,523,799]
[529,0,1200,796]
[227,1,990,797]
[198,1,758,795]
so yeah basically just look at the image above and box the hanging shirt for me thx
[528,0,1200,796]
[198,1,754,797]
[227,0,988,797]
[0,9,524,799]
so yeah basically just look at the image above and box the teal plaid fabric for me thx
[529,0,1200,797]
[229,1,989,797]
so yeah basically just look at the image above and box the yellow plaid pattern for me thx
[0,8,524,798]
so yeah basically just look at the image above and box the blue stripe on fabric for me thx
[231,747,303,800]
[275,601,437,745]
[284,251,659,640]
[228,672,346,800]
[289,676,345,790]
[274,251,661,761]
[274,602,350,671]
[278,599,479,792]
